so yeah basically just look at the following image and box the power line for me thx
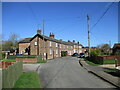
[90,1,116,32]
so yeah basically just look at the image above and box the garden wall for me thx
[15,58,37,63]
[2,61,23,88]
[8,55,42,63]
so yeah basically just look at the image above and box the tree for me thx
[98,44,111,55]
[2,33,20,51]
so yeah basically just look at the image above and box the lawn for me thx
[13,72,42,88]
[85,60,100,66]
[37,60,47,63]
[103,60,115,64]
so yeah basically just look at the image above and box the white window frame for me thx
[50,49,52,55]
[50,41,52,47]
[56,49,58,54]
[56,43,58,47]
[35,42,37,46]
[60,44,61,48]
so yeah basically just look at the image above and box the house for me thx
[113,43,120,54]
[19,29,84,60]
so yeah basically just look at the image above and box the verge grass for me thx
[13,72,42,88]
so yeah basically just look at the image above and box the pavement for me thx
[37,56,116,88]
[23,63,40,72]
[79,59,120,88]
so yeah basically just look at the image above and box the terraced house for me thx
[19,30,85,60]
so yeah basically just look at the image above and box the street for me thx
[38,56,116,88]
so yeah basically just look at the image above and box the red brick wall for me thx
[15,58,37,63]
[1,62,15,68]
[115,56,120,67]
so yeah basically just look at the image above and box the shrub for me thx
[61,51,67,57]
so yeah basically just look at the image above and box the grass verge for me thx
[37,60,47,63]
[103,60,115,64]
[13,72,42,88]
[85,60,100,66]
[104,69,120,77]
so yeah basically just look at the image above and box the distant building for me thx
[19,29,85,60]
[113,43,120,54]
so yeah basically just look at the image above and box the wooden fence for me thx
[2,61,23,88]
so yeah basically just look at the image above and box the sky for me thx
[2,2,118,47]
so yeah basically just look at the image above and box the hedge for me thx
[8,55,37,59]
[2,61,23,88]
[86,56,104,65]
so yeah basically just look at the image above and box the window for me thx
[56,43,58,47]
[60,44,61,48]
[71,46,73,49]
[74,49,76,53]
[50,41,52,47]
[56,49,58,54]
[50,49,52,55]
[35,42,37,46]
[79,50,82,53]
[67,46,68,48]
[79,46,82,48]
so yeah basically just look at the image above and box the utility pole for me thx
[109,40,111,55]
[87,14,90,58]
[43,19,45,60]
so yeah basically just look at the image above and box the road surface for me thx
[38,56,116,88]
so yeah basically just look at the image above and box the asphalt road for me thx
[38,56,116,88]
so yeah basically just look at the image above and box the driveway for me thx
[38,56,116,88]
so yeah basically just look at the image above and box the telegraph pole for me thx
[87,15,90,57]
[43,19,45,60]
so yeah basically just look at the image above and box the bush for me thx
[61,51,67,57]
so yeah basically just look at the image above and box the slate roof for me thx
[19,34,83,46]
[19,38,32,43]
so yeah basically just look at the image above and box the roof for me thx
[19,38,32,43]
[30,34,83,46]
[113,43,120,48]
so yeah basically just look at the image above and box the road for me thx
[38,56,116,88]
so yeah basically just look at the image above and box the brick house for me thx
[113,43,120,54]
[19,30,84,60]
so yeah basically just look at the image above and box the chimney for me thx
[50,33,55,38]
[37,29,42,34]
[78,41,80,44]
[73,40,75,43]
[68,40,71,42]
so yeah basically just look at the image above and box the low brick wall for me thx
[2,62,15,69]
[15,58,37,63]
[115,56,120,67]
[99,55,119,60]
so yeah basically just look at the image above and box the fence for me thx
[0,69,2,90]
[2,61,23,88]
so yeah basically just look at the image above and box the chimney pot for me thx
[68,40,71,42]
[50,32,55,38]
[37,29,41,34]
[73,40,75,42]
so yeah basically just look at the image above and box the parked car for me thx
[78,53,85,58]
[72,53,78,57]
